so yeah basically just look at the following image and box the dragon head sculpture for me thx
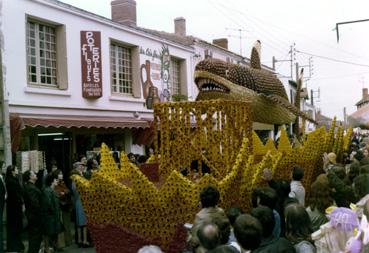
[194,41,314,125]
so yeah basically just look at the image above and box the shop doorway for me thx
[38,132,71,173]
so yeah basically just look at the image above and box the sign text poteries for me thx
[81,31,102,98]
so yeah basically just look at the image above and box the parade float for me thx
[72,41,352,252]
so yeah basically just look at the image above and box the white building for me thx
[2,0,197,170]
[1,0,290,170]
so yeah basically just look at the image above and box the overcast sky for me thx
[60,0,369,120]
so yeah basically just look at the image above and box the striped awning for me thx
[10,114,150,129]
[9,114,151,152]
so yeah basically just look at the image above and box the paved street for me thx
[17,244,96,253]
[4,231,96,253]
[60,245,96,253]
[3,244,96,253]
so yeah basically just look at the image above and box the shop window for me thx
[26,17,68,89]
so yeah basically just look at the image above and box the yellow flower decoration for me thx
[253,131,267,156]
[71,101,348,251]
[278,127,292,154]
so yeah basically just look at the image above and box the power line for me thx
[214,1,292,49]
[275,51,291,70]
[214,0,369,62]
[310,72,369,80]
[226,28,249,55]
[208,0,288,56]
[296,50,369,68]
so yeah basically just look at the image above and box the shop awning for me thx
[11,114,150,129]
[10,114,152,152]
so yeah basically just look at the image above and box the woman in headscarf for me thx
[5,165,24,252]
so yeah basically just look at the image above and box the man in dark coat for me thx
[327,165,355,207]
[251,206,295,253]
[23,170,43,253]
[0,162,6,253]
[5,165,24,252]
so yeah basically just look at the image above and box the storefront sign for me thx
[139,47,160,59]
[81,31,102,98]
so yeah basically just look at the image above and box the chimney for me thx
[111,0,136,26]
[363,88,368,99]
[174,17,186,36]
[213,38,228,49]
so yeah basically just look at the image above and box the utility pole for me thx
[272,44,296,136]
[295,62,299,83]
[310,88,320,106]
[311,89,314,106]
[298,57,314,80]
[0,3,12,167]
[226,28,248,56]
[272,43,295,78]
[294,63,302,136]
[291,44,295,80]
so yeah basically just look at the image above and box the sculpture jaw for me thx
[195,71,296,125]
[195,71,231,96]
[195,70,260,102]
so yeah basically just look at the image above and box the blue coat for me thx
[71,182,87,227]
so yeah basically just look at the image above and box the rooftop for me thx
[349,103,369,128]
[40,0,274,70]
[355,98,369,107]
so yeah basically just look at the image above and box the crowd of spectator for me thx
[0,154,101,253]
[137,132,369,253]
[4,131,369,253]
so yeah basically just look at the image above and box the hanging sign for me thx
[80,31,102,98]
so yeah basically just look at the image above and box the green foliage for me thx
[171,94,188,101]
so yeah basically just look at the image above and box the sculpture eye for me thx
[225,69,229,78]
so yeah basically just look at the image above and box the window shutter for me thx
[180,59,188,97]
[131,47,141,98]
[56,25,68,90]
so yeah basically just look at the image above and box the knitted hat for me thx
[327,152,337,164]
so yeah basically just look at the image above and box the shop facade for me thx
[2,0,289,170]
[2,0,195,171]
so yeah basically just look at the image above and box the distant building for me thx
[316,111,332,130]
[349,88,369,128]
[356,88,369,109]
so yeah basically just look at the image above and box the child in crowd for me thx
[289,166,306,207]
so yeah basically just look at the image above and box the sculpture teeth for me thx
[197,78,228,93]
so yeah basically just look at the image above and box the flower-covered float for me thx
[72,41,351,252]
[73,100,350,252]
